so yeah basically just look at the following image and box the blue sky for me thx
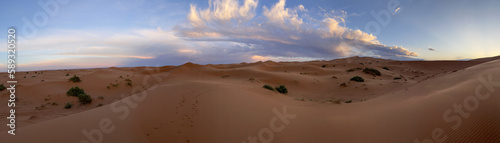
[0,0,499,71]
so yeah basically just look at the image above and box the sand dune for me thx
[1,56,499,142]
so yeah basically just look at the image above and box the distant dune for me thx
[1,56,499,142]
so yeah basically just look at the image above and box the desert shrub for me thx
[346,67,362,72]
[78,94,92,104]
[65,73,69,76]
[350,76,364,82]
[321,65,326,68]
[67,86,85,97]
[125,79,132,86]
[263,85,275,91]
[64,102,72,109]
[0,84,5,91]
[363,68,381,76]
[275,85,288,94]
[382,67,390,70]
[69,75,81,82]
[394,77,402,80]
[345,100,352,103]
[339,83,347,87]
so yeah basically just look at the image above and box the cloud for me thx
[188,0,258,27]
[176,0,418,60]
[428,47,436,51]
[6,28,209,71]
[393,7,401,15]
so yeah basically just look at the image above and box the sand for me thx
[0,56,499,143]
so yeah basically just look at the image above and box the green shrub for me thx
[125,79,132,86]
[65,73,69,76]
[64,102,72,109]
[263,85,275,91]
[78,94,92,104]
[275,85,288,94]
[69,75,81,82]
[0,84,5,91]
[350,76,364,82]
[382,67,390,70]
[363,68,381,76]
[346,67,362,72]
[67,86,85,97]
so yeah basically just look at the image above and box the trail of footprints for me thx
[173,89,203,142]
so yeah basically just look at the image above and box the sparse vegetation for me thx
[64,102,73,109]
[98,96,104,100]
[78,94,92,104]
[346,67,362,72]
[345,100,352,103]
[125,79,132,86]
[0,84,5,91]
[321,65,326,68]
[65,73,69,76]
[350,76,365,82]
[339,83,347,87]
[68,75,81,82]
[67,86,85,97]
[97,103,104,107]
[263,85,275,91]
[394,77,402,80]
[363,68,381,76]
[382,67,390,70]
[275,85,288,94]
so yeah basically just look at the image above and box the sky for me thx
[0,0,499,71]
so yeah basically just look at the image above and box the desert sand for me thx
[0,56,499,143]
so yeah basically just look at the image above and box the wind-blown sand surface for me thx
[1,56,499,143]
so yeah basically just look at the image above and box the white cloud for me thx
[177,0,418,59]
[188,0,258,28]
[263,0,303,28]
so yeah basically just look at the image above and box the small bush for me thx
[321,65,326,68]
[125,79,132,86]
[345,100,352,103]
[78,94,92,104]
[69,75,81,82]
[65,73,69,76]
[382,67,390,70]
[67,86,85,97]
[275,85,288,94]
[64,102,72,109]
[363,68,381,76]
[350,76,364,82]
[346,67,362,72]
[0,84,6,91]
[263,85,275,91]
[394,77,402,80]
[339,83,347,87]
